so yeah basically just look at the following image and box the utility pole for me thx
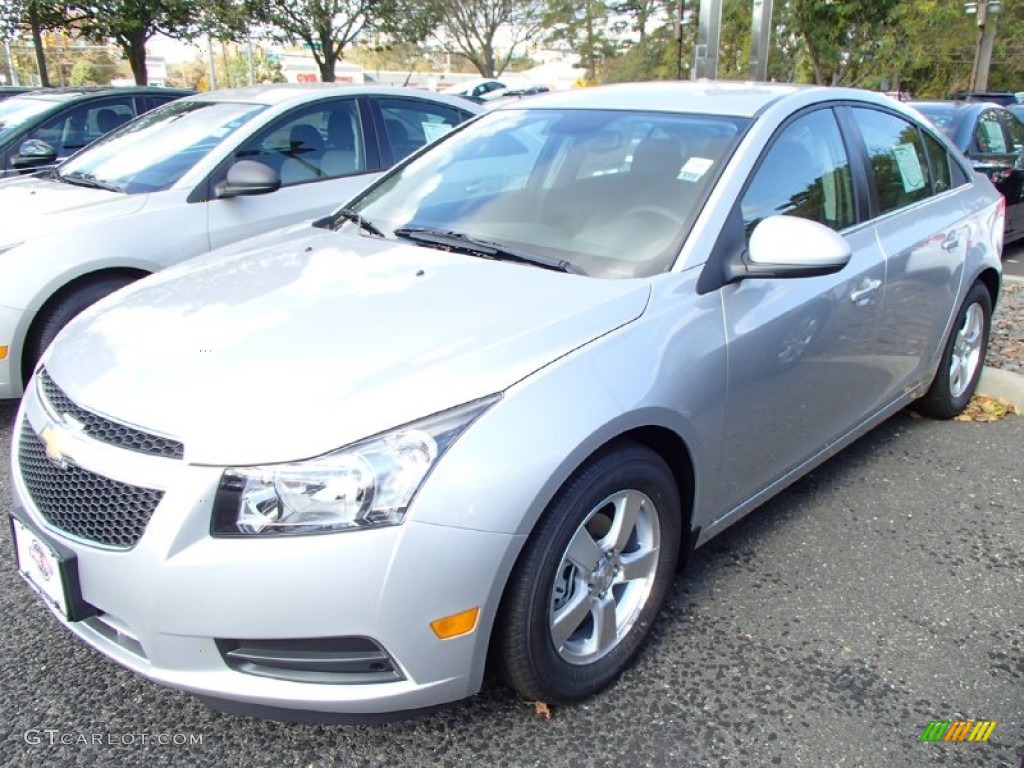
[749,0,773,81]
[967,0,1001,92]
[692,0,723,80]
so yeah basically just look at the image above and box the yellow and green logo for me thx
[920,720,997,742]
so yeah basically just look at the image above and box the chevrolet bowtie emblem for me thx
[39,423,75,470]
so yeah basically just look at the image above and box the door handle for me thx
[849,278,881,305]
[941,232,961,251]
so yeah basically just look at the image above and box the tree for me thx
[544,0,620,81]
[1,0,68,86]
[249,0,438,82]
[66,0,247,85]
[432,0,544,77]
[783,0,901,85]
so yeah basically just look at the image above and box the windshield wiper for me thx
[320,207,385,237]
[57,170,123,193]
[392,227,584,275]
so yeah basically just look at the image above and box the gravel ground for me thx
[989,280,1024,373]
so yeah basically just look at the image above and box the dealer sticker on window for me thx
[892,143,926,193]
[678,156,714,183]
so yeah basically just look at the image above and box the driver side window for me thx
[233,99,365,187]
[741,109,856,237]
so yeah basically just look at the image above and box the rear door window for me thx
[849,108,935,215]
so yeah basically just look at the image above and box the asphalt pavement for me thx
[0,397,1021,767]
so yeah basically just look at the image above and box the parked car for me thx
[0,86,36,101]
[951,90,1020,106]
[441,78,506,101]
[10,82,1002,720]
[0,84,480,397]
[911,100,1024,243]
[0,86,192,178]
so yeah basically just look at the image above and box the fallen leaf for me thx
[957,394,1020,422]
[532,701,552,720]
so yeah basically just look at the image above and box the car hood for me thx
[45,229,650,465]
[0,175,145,247]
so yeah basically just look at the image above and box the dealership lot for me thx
[1,398,1020,767]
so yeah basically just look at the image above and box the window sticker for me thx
[891,143,925,193]
[678,156,713,183]
[422,122,453,143]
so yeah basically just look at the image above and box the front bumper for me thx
[11,388,523,716]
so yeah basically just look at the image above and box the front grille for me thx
[38,368,184,459]
[18,421,164,548]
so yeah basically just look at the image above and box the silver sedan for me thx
[9,82,1003,719]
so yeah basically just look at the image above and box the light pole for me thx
[966,0,1001,92]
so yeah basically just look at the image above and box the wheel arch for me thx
[974,266,1001,308]
[20,267,150,387]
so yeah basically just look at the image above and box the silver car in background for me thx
[9,82,1003,720]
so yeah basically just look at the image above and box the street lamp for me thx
[966,0,1001,92]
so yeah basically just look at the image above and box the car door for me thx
[715,107,889,514]
[206,96,384,251]
[845,106,969,393]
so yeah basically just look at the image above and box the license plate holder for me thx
[10,513,94,622]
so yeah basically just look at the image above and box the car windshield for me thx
[0,97,55,142]
[350,108,748,278]
[56,99,266,194]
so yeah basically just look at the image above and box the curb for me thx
[977,366,1024,409]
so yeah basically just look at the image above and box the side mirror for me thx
[724,216,852,283]
[12,138,57,169]
[214,160,281,199]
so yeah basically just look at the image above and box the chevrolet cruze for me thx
[9,82,1003,720]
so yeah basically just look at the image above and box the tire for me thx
[23,275,137,382]
[915,281,992,419]
[495,441,682,703]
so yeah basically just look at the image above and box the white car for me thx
[0,84,479,397]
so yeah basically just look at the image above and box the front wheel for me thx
[915,281,992,419]
[23,275,138,384]
[495,441,682,703]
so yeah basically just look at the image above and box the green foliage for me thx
[601,26,676,83]
[784,0,901,85]
[544,0,620,79]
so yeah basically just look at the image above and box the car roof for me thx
[487,81,885,118]
[12,86,193,104]
[183,83,481,110]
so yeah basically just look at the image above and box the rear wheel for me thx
[915,281,992,419]
[23,275,137,383]
[495,441,681,703]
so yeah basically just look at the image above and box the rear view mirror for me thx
[214,160,281,199]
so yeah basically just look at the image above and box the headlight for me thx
[211,395,499,536]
